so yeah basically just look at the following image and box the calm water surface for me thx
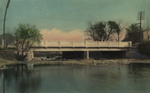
[0,63,150,93]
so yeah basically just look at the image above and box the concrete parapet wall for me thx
[1,41,132,52]
[34,41,132,48]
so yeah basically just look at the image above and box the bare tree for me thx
[85,21,107,41]
[112,20,128,41]
[0,32,15,45]
[105,21,119,41]
[85,21,119,41]
[126,24,140,43]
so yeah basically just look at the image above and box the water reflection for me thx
[128,63,150,78]
[1,63,150,93]
[127,63,150,93]
[1,64,41,93]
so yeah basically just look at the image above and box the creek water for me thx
[0,63,150,93]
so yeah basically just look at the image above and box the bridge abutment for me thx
[25,50,34,61]
[18,49,34,61]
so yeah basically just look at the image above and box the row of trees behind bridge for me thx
[85,20,126,42]
[0,21,145,46]
[0,21,147,60]
[0,21,144,49]
[85,20,150,43]
[1,21,146,46]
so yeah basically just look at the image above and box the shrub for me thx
[138,41,150,57]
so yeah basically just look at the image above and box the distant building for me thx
[142,29,150,41]
[125,29,150,44]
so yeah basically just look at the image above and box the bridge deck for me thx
[1,41,132,51]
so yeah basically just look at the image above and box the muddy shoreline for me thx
[32,59,150,67]
[1,58,150,70]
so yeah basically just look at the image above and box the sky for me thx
[0,0,150,41]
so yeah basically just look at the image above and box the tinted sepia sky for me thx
[0,0,149,40]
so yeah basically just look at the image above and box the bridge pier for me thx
[83,51,89,59]
[87,51,89,59]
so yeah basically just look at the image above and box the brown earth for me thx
[1,58,150,70]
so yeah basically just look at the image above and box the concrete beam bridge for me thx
[32,40,132,59]
[3,40,132,60]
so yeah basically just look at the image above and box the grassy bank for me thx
[0,58,14,67]
[0,58,11,63]
[0,51,17,61]
[0,50,18,67]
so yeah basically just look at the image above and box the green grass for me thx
[0,57,11,63]
[0,51,17,61]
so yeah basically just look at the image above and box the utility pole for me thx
[2,0,10,49]
[139,11,142,43]
[138,11,145,43]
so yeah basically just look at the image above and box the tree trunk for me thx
[118,33,120,42]
[106,29,112,41]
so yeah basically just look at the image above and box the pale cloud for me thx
[40,29,85,41]
[40,28,127,41]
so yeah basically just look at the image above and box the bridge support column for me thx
[83,51,89,59]
[87,51,89,59]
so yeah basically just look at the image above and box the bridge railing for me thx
[0,41,132,48]
[33,40,132,48]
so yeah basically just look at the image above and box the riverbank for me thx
[1,58,150,69]
[31,58,150,67]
